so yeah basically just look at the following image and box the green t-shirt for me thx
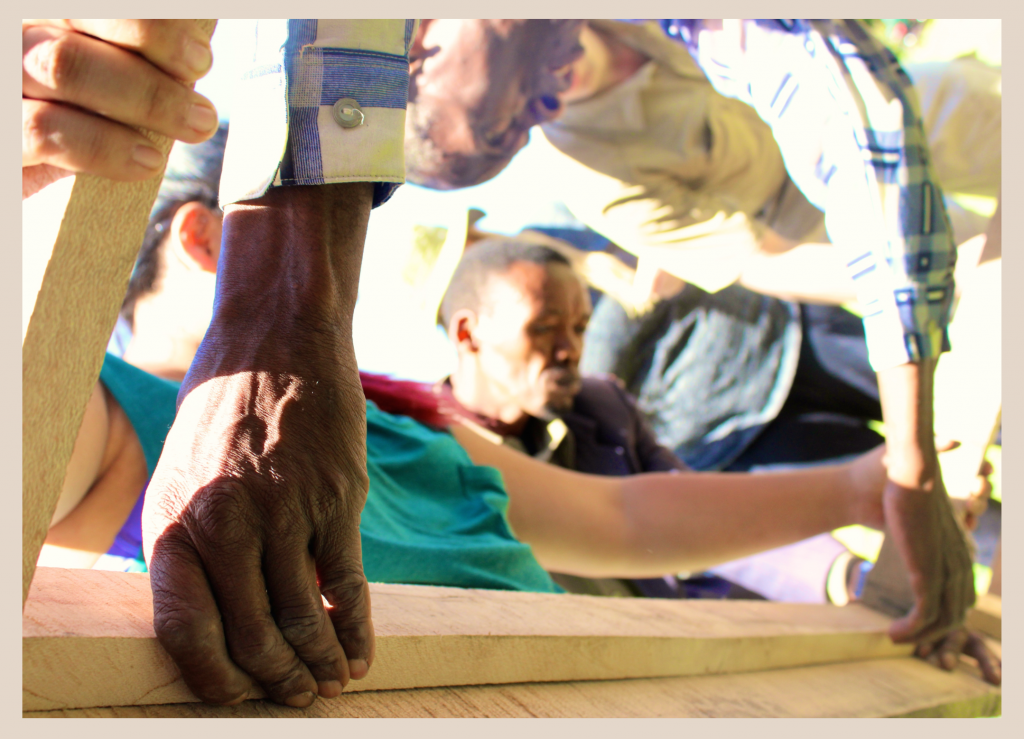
[362,402,560,592]
[97,353,560,593]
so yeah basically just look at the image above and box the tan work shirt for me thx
[538,20,824,293]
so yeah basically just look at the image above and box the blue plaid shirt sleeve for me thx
[219,19,417,209]
[656,19,956,371]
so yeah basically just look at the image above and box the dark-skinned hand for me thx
[917,628,1001,686]
[142,184,377,708]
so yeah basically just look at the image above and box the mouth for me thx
[544,367,581,393]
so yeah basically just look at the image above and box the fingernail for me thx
[223,690,250,707]
[317,680,343,699]
[187,103,218,133]
[185,39,213,75]
[284,690,316,708]
[132,145,165,170]
[348,659,369,680]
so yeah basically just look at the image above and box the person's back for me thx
[582,281,803,471]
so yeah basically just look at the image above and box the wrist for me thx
[182,311,358,398]
[884,445,941,491]
[876,358,942,489]
[215,182,373,321]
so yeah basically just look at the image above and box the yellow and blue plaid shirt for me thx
[219,19,416,209]
[656,19,956,371]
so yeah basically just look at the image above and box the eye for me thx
[483,129,507,148]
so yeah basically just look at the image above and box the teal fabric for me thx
[98,354,180,476]
[362,402,561,593]
[95,354,559,593]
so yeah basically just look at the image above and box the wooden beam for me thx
[21,21,218,607]
[965,593,1001,641]
[25,657,1000,718]
[24,567,912,712]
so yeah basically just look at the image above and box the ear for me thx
[447,309,480,353]
[169,201,222,274]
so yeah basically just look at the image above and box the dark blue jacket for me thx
[558,376,687,475]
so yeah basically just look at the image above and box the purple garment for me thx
[106,483,147,561]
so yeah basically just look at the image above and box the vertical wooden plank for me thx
[21,20,217,606]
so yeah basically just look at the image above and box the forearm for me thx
[592,465,856,577]
[186,183,373,380]
[454,423,859,578]
[877,359,939,488]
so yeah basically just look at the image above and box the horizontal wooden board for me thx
[25,657,999,718]
[24,567,911,711]
[966,593,1001,641]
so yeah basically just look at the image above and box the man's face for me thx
[407,19,584,189]
[472,261,592,418]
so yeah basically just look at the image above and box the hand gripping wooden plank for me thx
[21,20,218,607]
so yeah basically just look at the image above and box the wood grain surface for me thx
[24,567,912,712]
[25,657,1000,718]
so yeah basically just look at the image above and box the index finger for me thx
[22,20,214,83]
[148,526,254,705]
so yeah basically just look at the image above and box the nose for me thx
[553,327,583,363]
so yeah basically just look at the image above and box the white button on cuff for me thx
[332,98,365,128]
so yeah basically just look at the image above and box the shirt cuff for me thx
[220,19,416,208]
[859,290,951,371]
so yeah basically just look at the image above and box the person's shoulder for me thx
[574,374,635,417]
[579,373,627,395]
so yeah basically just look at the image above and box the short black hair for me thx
[120,125,228,324]
[439,238,572,328]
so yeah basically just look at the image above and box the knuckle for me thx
[320,568,368,613]
[22,103,61,159]
[275,606,326,649]
[264,494,310,534]
[35,33,87,92]
[128,19,168,49]
[138,75,174,125]
[330,469,370,517]
[227,619,281,666]
[189,482,260,546]
[134,19,194,56]
[145,472,194,524]
[152,601,218,655]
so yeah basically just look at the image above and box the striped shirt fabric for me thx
[220,19,417,208]
[654,19,956,371]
